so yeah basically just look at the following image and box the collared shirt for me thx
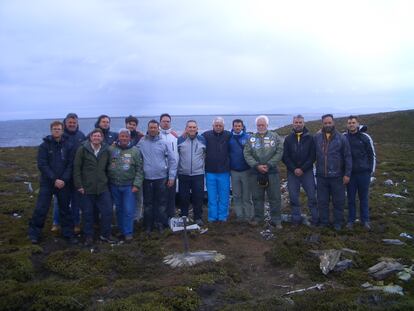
[91,143,101,157]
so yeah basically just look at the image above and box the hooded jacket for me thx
[177,134,206,176]
[37,135,74,186]
[344,128,375,174]
[243,130,283,174]
[94,117,118,145]
[138,134,177,180]
[73,141,111,195]
[108,143,144,188]
[282,127,315,173]
[202,129,231,173]
[314,129,352,178]
[229,129,250,172]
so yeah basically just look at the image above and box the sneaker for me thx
[195,219,204,226]
[51,224,60,232]
[346,223,354,230]
[99,235,117,244]
[65,237,79,245]
[363,222,371,231]
[84,237,94,247]
[74,225,81,235]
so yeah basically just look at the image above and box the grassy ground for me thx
[0,110,413,310]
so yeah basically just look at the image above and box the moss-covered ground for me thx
[0,110,413,310]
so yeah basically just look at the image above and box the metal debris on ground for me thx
[397,270,412,281]
[383,193,407,199]
[260,228,274,240]
[163,251,225,268]
[23,181,33,193]
[384,179,394,186]
[319,250,342,275]
[399,232,413,239]
[283,283,325,296]
[370,177,376,184]
[364,283,404,296]
[368,260,404,280]
[382,239,406,245]
[333,259,353,272]
[12,212,22,218]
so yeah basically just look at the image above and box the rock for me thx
[384,179,394,186]
[367,284,404,296]
[399,232,413,240]
[333,259,353,272]
[368,261,404,280]
[382,239,406,245]
[397,271,411,281]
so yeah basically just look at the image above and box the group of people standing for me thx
[28,112,375,246]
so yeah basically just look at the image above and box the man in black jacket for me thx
[282,115,318,226]
[28,121,76,244]
[345,116,376,230]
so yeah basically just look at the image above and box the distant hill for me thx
[276,109,414,144]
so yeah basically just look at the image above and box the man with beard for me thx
[314,114,352,231]
[51,113,85,234]
[95,115,118,145]
[282,115,318,226]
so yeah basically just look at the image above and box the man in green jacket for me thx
[108,128,143,242]
[244,115,284,228]
[73,128,115,246]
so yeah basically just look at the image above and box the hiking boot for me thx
[195,219,204,226]
[363,222,371,231]
[99,235,117,244]
[346,223,354,230]
[51,224,60,233]
[74,225,81,235]
[84,237,94,247]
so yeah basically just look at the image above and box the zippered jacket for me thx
[73,141,110,195]
[138,134,177,180]
[229,129,251,172]
[314,130,352,178]
[202,130,231,173]
[282,127,315,173]
[243,130,283,174]
[177,134,206,176]
[159,128,179,162]
[37,135,74,186]
[108,143,144,188]
[344,129,375,174]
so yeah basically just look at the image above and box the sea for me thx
[0,114,325,147]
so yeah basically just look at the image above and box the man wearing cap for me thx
[108,128,143,241]
[244,115,284,228]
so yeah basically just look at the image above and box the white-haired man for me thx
[202,117,232,222]
[244,115,284,228]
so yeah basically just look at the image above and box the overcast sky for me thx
[1,0,413,120]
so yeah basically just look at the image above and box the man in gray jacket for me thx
[138,120,177,234]
[314,114,352,231]
[177,120,206,225]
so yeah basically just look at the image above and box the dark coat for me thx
[344,130,375,174]
[229,129,250,172]
[314,130,352,178]
[37,135,74,186]
[282,127,315,173]
[73,141,110,195]
[202,130,231,173]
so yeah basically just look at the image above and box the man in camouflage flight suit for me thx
[244,115,284,229]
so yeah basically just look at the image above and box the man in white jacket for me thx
[159,113,179,219]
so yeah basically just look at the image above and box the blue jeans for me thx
[287,170,318,225]
[143,178,168,231]
[80,191,113,238]
[52,186,81,225]
[178,174,205,221]
[347,171,371,224]
[110,184,137,236]
[206,172,230,221]
[317,176,345,227]
[28,184,74,239]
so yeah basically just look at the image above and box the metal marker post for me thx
[182,216,190,255]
